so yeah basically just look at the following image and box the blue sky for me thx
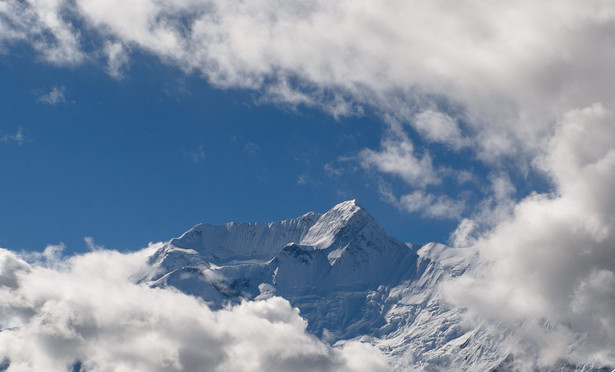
[1,46,465,253]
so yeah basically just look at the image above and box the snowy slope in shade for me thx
[142,201,610,371]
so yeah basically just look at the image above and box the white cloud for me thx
[360,121,440,188]
[0,1,608,145]
[84,237,105,251]
[443,103,615,367]
[378,181,464,220]
[54,0,611,162]
[104,41,130,79]
[324,157,358,178]
[0,0,83,65]
[412,110,469,150]
[0,127,24,145]
[449,173,517,247]
[399,191,464,220]
[297,174,307,185]
[37,86,66,105]
[186,145,205,163]
[243,142,260,155]
[0,246,387,372]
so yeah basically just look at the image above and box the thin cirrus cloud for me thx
[2,0,615,367]
[0,246,387,372]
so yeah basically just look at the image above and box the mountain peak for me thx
[326,199,368,219]
[330,199,363,212]
[300,200,375,250]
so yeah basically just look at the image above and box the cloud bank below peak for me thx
[0,246,386,372]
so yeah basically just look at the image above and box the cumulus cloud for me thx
[443,104,615,367]
[0,246,386,372]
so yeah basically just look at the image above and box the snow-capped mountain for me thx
[144,200,417,338]
[141,201,610,371]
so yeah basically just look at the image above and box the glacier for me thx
[140,200,612,371]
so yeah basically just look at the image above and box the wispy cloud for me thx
[84,237,105,251]
[37,86,66,105]
[296,174,321,187]
[243,142,260,155]
[0,127,25,145]
[378,181,464,220]
[186,145,205,163]
[104,41,129,79]
[399,191,465,220]
[359,121,440,188]
[324,157,358,178]
[297,174,308,185]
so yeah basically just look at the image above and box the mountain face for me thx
[140,201,605,371]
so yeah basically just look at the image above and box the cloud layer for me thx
[0,246,386,371]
